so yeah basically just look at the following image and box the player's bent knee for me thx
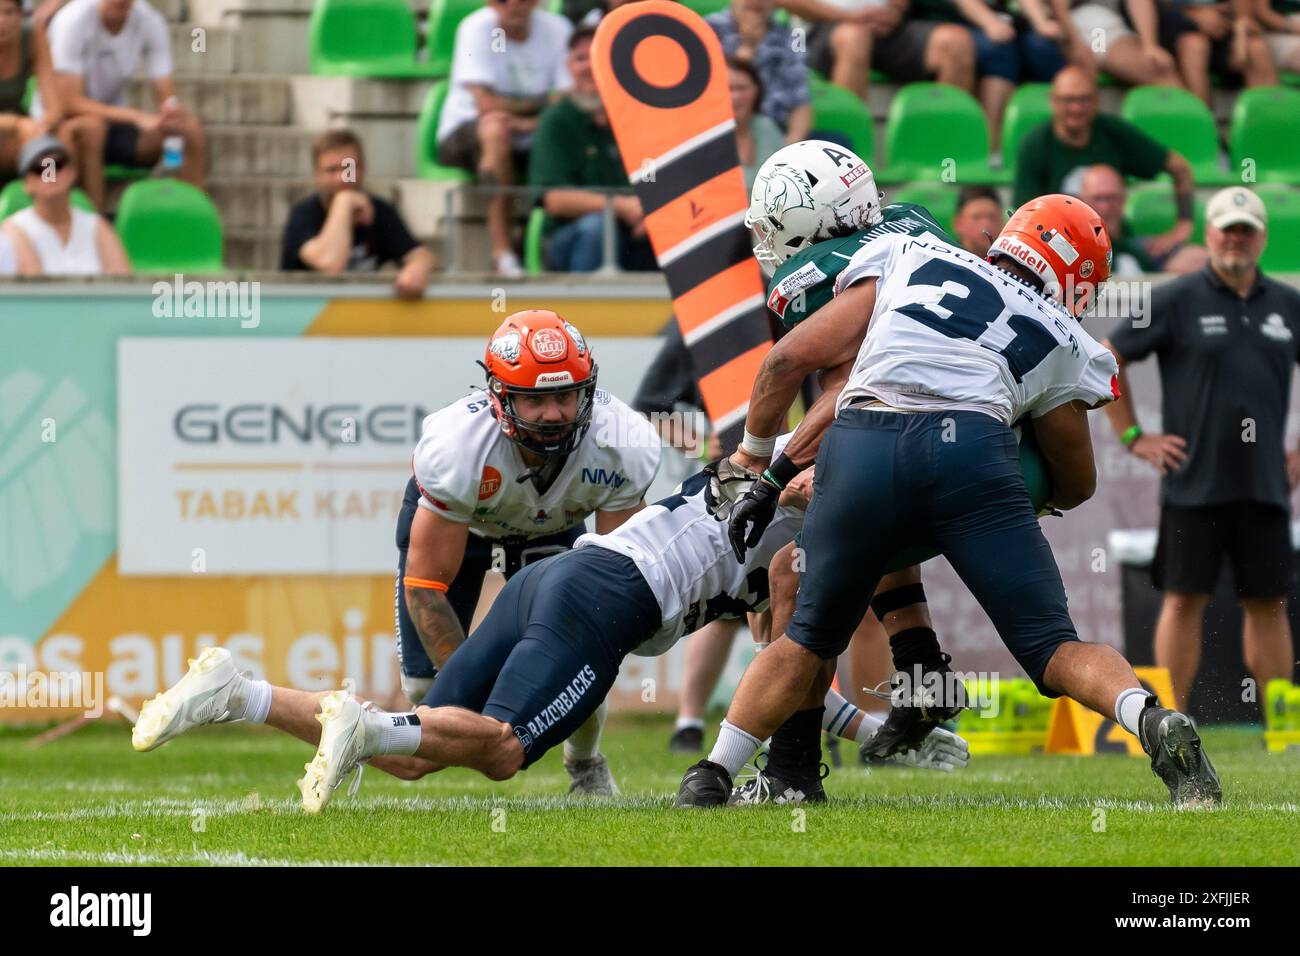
[401,673,434,707]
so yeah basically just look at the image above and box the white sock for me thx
[706,720,763,777]
[674,716,704,731]
[822,687,883,744]
[241,678,272,725]
[374,712,422,755]
[564,700,607,763]
[1115,687,1150,737]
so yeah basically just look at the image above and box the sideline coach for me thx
[1103,186,1300,712]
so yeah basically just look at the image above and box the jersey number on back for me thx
[895,260,1057,383]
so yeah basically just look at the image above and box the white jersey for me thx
[412,388,661,539]
[833,234,1118,424]
[577,437,803,657]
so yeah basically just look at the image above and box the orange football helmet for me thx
[481,310,598,458]
[987,194,1112,318]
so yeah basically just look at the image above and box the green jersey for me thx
[765,202,955,328]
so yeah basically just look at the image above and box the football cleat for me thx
[565,754,620,797]
[298,690,373,814]
[668,725,704,754]
[673,759,732,808]
[728,753,829,806]
[859,654,967,760]
[132,646,244,752]
[1138,699,1221,807]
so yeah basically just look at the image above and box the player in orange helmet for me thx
[677,195,1221,809]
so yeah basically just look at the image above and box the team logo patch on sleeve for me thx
[768,261,828,318]
[478,466,502,500]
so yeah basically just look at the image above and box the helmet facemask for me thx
[486,367,599,461]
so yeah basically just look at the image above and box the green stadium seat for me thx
[1000,83,1050,173]
[1230,86,1300,184]
[524,206,546,274]
[416,80,474,182]
[115,179,223,273]
[309,0,439,78]
[1124,181,1205,243]
[680,0,729,15]
[1281,71,1300,88]
[428,0,486,78]
[0,179,96,219]
[887,182,959,235]
[1257,185,1300,274]
[879,83,1004,185]
[808,74,874,163]
[1120,86,1234,186]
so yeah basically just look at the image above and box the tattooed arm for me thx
[404,506,471,668]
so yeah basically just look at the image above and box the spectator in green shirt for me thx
[1073,163,1206,276]
[1013,66,1196,254]
[527,27,655,272]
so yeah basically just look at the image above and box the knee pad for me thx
[400,674,434,707]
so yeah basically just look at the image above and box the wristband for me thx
[740,428,777,458]
[1120,424,1143,447]
[762,453,802,490]
[1175,192,1193,222]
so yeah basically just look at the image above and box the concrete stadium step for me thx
[153,0,190,20]
[205,125,317,177]
[207,175,403,230]
[187,0,316,76]
[169,22,240,74]
[127,75,293,125]
[289,77,435,130]
[222,226,284,271]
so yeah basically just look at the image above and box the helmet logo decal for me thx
[563,322,587,354]
[759,165,814,221]
[489,331,522,363]
[1079,259,1094,279]
[1043,229,1080,265]
[530,327,567,360]
[839,164,868,187]
[534,371,575,386]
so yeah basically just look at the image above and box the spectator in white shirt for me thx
[33,0,207,208]
[2,133,129,275]
[435,0,572,277]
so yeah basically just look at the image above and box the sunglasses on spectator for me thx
[26,156,68,174]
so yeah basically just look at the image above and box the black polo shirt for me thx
[1109,265,1300,511]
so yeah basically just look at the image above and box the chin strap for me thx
[516,451,569,493]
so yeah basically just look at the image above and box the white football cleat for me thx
[132,646,243,752]
[298,690,373,814]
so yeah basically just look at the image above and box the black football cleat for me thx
[728,753,829,806]
[674,759,732,808]
[1138,699,1222,807]
[668,725,704,754]
[859,654,967,760]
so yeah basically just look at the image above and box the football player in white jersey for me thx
[676,194,1222,808]
[394,308,660,794]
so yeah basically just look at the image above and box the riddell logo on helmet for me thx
[994,237,1049,277]
[534,371,574,387]
[530,328,567,360]
[840,164,867,187]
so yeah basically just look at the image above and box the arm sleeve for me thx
[411,431,477,523]
[1029,347,1120,418]
[47,12,84,74]
[143,8,174,78]
[1106,280,1174,363]
[551,19,574,90]
[451,16,496,87]
[372,198,420,266]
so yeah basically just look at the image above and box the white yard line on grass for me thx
[0,847,408,867]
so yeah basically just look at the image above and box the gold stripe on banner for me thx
[305,298,669,338]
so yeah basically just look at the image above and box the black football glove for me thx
[702,456,761,520]
[728,477,781,562]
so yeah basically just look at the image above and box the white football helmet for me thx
[745,140,884,275]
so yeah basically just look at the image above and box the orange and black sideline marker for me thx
[592,1,772,450]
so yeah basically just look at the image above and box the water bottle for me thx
[161,96,183,170]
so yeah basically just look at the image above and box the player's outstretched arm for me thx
[405,507,471,669]
[1030,400,1097,511]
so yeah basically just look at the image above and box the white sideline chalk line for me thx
[0,847,402,867]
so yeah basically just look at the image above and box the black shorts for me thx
[1153,502,1294,599]
[394,476,583,681]
[105,122,144,167]
[423,546,662,767]
[436,120,530,173]
[808,20,938,82]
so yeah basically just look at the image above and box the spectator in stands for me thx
[0,229,14,274]
[1168,0,1277,99]
[800,0,976,100]
[1009,0,1073,79]
[0,0,48,174]
[281,129,434,299]
[1257,0,1300,72]
[31,0,207,209]
[1073,163,1206,275]
[730,57,784,194]
[2,133,128,274]
[1013,67,1196,246]
[1048,0,1184,86]
[1103,186,1300,714]
[951,185,1004,255]
[436,0,572,278]
[707,0,812,142]
[527,26,655,272]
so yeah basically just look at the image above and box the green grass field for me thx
[1,716,1296,866]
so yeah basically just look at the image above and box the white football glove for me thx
[890,725,970,773]
[703,456,761,521]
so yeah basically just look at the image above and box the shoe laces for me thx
[733,752,774,803]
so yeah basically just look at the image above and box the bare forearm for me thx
[405,588,467,668]
[779,362,851,467]
[745,350,809,444]
[300,203,354,274]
